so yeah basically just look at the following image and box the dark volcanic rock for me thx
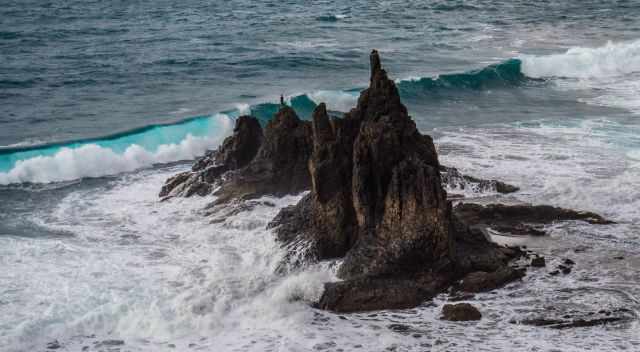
[273,50,453,281]
[270,50,525,312]
[159,115,263,198]
[457,267,525,293]
[453,203,612,237]
[531,256,546,267]
[441,166,519,195]
[318,272,455,312]
[441,303,482,321]
[46,340,62,350]
[516,314,633,329]
[212,106,313,204]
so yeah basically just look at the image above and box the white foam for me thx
[520,39,640,79]
[307,90,359,112]
[235,103,251,116]
[0,114,233,185]
[436,117,640,222]
[520,39,640,114]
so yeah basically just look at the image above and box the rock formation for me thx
[159,107,313,203]
[160,50,612,314]
[159,115,263,198]
[212,106,313,203]
[270,50,525,312]
[441,303,482,321]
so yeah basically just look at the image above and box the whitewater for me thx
[2,1,640,351]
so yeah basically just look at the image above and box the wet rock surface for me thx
[441,303,482,321]
[159,107,313,204]
[212,106,313,204]
[441,166,519,196]
[456,267,526,293]
[453,203,612,237]
[513,308,635,329]
[159,115,264,199]
[270,51,524,312]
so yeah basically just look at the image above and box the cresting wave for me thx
[2,39,638,185]
[520,39,640,79]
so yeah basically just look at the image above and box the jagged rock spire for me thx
[370,49,382,82]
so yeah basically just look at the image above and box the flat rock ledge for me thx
[453,203,613,237]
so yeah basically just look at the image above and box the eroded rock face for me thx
[273,50,454,281]
[159,115,263,199]
[159,107,314,203]
[269,51,525,312]
[212,106,313,203]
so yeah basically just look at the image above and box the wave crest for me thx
[0,115,232,185]
[521,39,640,79]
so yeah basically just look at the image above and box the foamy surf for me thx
[520,39,640,114]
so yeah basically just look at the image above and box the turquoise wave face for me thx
[250,94,319,125]
[397,59,532,97]
[0,113,236,173]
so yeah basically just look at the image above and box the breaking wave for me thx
[520,39,640,79]
[0,114,234,184]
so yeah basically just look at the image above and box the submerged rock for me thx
[441,303,482,321]
[457,267,525,293]
[515,311,634,329]
[453,203,612,237]
[531,256,546,267]
[46,340,62,350]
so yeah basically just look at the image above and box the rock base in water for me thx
[270,50,526,312]
[453,203,612,237]
[441,303,482,321]
[159,49,612,314]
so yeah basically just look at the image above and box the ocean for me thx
[1,1,640,351]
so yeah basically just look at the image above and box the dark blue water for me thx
[2,1,640,351]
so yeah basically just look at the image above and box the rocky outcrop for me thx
[273,50,454,280]
[453,203,612,237]
[441,303,482,321]
[269,50,524,312]
[159,107,314,203]
[159,115,263,199]
[160,50,612,314]
[441,166,519,196]
[212,106,313,204]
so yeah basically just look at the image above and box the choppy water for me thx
[1,1,640,351]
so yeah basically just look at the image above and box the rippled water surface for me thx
[1,1,640,351]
